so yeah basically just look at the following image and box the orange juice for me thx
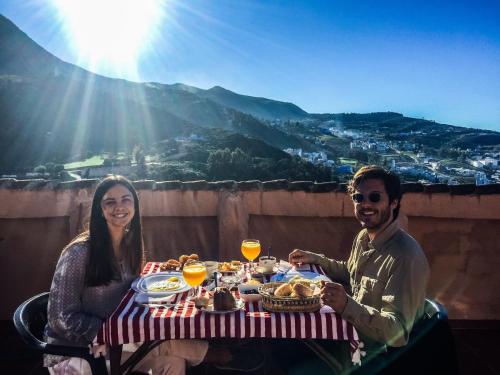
[241,241,261,262]
[183,264,207,287]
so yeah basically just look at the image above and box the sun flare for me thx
[51,0,166,73]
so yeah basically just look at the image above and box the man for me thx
[289,166,430,360]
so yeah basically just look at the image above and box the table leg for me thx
[109,345,123,375]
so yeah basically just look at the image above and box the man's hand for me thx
[288,249,318,266]
[320,281,348,313]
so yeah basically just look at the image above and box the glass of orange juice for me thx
[182,261,207,299]
[241,239,261,273]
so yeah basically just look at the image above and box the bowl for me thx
[238,283,262,303]
[204,261,219,279]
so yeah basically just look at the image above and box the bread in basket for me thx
[258,282,321,313]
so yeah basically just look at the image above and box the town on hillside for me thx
[5,118,499,185]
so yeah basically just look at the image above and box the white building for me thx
[284,148,303,157]
[476,172,490,185]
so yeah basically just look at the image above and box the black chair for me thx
[354,298,459,375]
[13,292,108,375]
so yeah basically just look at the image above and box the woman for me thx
[44,175,221,374]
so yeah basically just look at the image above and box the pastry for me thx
[160,259,181,271]
[213,287,236,310]
[274,283,292,297]
[194,296,209,309]
[179,255,190,265]
[247,279,261,286]
[178,253,200,269]
[292,283,313,298]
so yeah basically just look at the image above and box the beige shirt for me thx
[316,219,430,354]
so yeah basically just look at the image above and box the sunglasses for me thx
[351,192,382,203]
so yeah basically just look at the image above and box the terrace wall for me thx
[1,179,499,321]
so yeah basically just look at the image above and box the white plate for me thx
[271,270,331,284]
[198,299,245,314]
[254,265,278,275]
[132,272,191,296]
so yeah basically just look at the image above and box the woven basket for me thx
[258,282,321,313]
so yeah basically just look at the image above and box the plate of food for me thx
[195,287,245,314]
[132,272,191,296]
[160,253,200,271]
[218,260,244,274]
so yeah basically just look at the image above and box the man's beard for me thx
[356,205,392,230]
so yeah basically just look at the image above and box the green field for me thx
[64,155,105,169]
[338,158,358,165]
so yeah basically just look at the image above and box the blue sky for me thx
[1,0,499,131]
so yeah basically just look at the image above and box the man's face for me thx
[352,179,398,233]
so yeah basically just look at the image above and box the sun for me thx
[51,0,166,73]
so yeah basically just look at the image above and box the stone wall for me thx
[1,178,499,321]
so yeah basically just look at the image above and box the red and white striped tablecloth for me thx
[95,262,359,351]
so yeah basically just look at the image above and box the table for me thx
[95,262,359,374]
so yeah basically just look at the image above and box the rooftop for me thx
[1,178,499,373]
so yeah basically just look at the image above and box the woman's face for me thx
[100,184,135,230]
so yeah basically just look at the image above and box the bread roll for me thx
[194,296,209,308]
[274,283,292,297]
[292,283,313,298]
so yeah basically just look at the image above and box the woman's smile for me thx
[101,184,135,229]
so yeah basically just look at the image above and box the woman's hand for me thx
[89,344,108,358]
[288,249,319,266]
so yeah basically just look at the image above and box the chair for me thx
[355,298,459,374]
[13,292,108,375]
[305,299,458,375]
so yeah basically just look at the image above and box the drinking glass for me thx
[241,239,261,273]
[182,261,207,300]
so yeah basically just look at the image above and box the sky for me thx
[1,0,499,131]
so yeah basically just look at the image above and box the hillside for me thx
[0,15,309,172]
[1,14,498,176]
[197,85,308,120]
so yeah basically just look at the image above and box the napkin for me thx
[277,260,293,272]
[272,260,294,281]
[134,293,176,305]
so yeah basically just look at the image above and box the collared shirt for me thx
[316,219,430,354]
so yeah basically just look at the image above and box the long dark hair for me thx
[65,175,144,286]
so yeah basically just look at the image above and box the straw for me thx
[268,246,272,258]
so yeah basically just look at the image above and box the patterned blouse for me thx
[43,240,136,367]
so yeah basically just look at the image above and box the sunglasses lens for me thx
[352,192,382,203]
[352,193,363,203]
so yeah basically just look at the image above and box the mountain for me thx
[185,84,308,120]
[0,15,308,171]
[2,14,497,174]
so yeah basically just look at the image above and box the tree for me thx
[133,145,146,165]
[207,148,232,180]
[229,148,253,180]
[206,148,254,180]
[133,145,147,178]
[53,164,64,179]
[33,165,46,174]
[367,152,382,165]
